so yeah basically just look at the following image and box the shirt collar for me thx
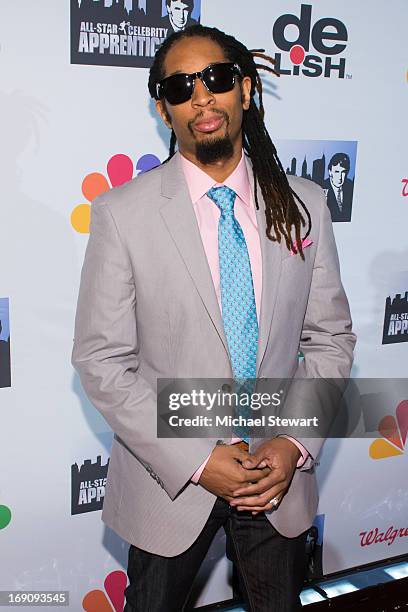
[180,150,252,207]
[330,178,343,192]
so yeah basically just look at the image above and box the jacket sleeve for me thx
[71,197,214,499]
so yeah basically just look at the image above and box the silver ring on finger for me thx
[269,496,280,507]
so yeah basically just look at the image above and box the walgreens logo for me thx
[272,4,350,79]
[360,525,408,548]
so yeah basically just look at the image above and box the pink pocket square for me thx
[290,237,313,256]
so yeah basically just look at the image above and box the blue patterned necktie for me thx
[207,186,259,441]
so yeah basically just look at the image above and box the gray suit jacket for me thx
[71,152,356,556]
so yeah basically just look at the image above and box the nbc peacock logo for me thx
[82,570,127,611]
[71,152,161,234]
[369,400,408,459]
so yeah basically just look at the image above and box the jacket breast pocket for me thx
[279,247,315,315]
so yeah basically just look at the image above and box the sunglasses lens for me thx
[161,74,194,105]
[158,63,238,105]
[202,64,235,93]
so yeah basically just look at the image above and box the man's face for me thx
[167,1,191,30]
[329,163,347,188]
[155,37,251,166]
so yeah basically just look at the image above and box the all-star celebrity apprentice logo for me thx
[382,291,408,344]
[71,455,109,515]
[71,0,201,69]
[272,4,350,79]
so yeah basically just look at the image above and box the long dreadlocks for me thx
[148,25,312,259]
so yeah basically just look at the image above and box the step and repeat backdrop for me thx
[1,0,407,609]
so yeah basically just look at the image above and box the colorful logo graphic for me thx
[369,400,408,459]
[0,505,12,530]
[83,570,127,611]
[382,291,408,345]
[71,0,201,69]
[71,152,160,234]
[272,4,350,79]
[402,179,408,197]
[71,455,109,515]
[276,139,357,223]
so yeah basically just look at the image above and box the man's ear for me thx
[155,99,172,129]
[241,75,252,111]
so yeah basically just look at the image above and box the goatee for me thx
[195,136,234,165]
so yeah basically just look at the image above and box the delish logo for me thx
[272,4,350,79]
[369,400,408,459]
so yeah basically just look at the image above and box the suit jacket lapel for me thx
[159,153,231,360]
[159,152,283,374]
[244,156,283,374]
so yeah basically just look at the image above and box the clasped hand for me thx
[199,438,301,515]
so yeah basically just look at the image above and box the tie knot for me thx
[207,186,237,215]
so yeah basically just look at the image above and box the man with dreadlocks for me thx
[72,24,356,612]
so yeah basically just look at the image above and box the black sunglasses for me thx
[155,62,243,105]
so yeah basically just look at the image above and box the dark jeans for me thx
[123,497,308,612]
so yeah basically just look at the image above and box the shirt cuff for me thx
[278,435,309,468]
[191,453,212,484]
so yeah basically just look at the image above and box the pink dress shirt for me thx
[178,152,309,483]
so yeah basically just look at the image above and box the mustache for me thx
[188,109,230,135]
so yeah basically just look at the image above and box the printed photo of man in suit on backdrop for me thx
[323,153,354,222]
[278,140,357,224]
[160,0,197,33]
